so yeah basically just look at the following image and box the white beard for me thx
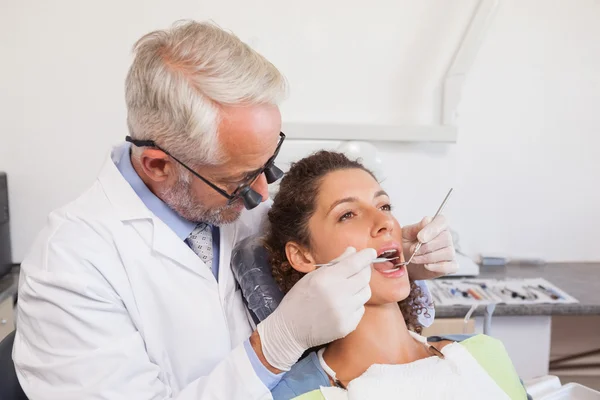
[159,172,243,226]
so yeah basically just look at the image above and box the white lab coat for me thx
[13,145,273,400]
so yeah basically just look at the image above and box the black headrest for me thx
[231,235,284,324]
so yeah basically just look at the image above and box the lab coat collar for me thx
[116,142,196,240]
[98,143,154,222]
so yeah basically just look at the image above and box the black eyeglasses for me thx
[126,132,286,210]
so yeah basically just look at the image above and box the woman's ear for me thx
[285,242,316,273]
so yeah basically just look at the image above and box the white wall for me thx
[1,0,599,262]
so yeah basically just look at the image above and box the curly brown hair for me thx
[264,151,430,334]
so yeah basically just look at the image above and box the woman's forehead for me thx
[318,169,383,204]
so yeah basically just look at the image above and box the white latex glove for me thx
[402,215,458,278]
[257,247,377,371]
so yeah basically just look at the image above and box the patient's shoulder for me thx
[429,334,511,365]
[427,333,476,343]
[426,333,474,353]
[271,352,331,400]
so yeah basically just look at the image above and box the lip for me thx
[372,241,406,278]
[375,264,406,279]
[376,242,401,257]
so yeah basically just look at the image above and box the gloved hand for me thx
[257,247,376,371]
[402,215,458,280]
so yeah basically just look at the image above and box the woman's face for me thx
[301,168,411,305]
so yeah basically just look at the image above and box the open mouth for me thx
[375,248,403,274]
[378,249,399,260]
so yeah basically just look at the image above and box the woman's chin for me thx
[368,285,411,305]
[368,270,411,304]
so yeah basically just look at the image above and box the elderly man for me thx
[13,21,457,399]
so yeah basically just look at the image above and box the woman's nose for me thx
[372,212,395,237]
[250,173,269,202]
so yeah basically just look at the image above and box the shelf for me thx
[282,122,458,143]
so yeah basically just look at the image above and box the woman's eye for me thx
[339,211,354,222]
[380,203,393,212]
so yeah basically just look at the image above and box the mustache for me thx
[159,178,244,226]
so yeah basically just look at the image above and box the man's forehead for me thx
[204,112,280,181]
[218,104,281,160]
[223,130,278,159]
[219,129,280,175]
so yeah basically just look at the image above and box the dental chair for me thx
[231,234,284,325]
[0,330,28,400]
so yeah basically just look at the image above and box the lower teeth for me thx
[383,268,400,273]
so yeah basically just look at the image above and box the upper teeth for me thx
[380,249,396,257]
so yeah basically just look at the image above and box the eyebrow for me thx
[327,190,389,214]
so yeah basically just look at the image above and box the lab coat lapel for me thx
[218,223,236,301]
[216,222,256,347]
[98,145,216,283]
[150,219,217,283]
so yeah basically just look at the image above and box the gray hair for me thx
[125,20,288,166]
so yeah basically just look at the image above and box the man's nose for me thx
[250,173,269,202]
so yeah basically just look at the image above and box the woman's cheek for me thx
[337,229,371,251]
[315,225,372,261]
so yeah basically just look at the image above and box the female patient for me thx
[264,151,527,400]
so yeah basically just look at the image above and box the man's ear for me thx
[285,242,316,273]
[139,149,175,183]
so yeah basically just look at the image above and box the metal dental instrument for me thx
[395,188,454,267]
[315,255,399,269]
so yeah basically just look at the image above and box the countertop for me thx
[1,263,599,318]
[435,263,600,318]
[0,265,19,305]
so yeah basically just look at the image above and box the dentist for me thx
[13,21,458,399]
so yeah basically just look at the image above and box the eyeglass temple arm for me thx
[125,136,233,199]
